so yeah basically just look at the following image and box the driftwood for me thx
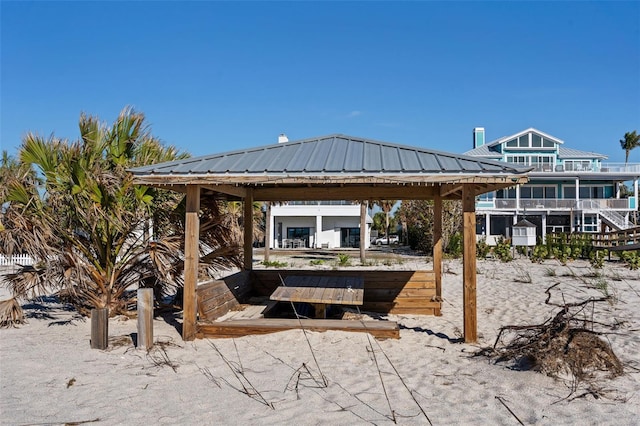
[476,283,623,391]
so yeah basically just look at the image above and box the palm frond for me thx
[0,298,25,328]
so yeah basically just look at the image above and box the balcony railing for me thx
[485,198,632,210]
[527,163,640,173]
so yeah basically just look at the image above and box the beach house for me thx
[465,127,640,243]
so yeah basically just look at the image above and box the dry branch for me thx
[476,283,624,394]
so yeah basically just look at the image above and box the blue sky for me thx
[2,1,639,162]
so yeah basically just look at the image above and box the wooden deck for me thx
[193,269,439,340]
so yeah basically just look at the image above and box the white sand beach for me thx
[1,256,639,425]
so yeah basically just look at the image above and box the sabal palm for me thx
[620,131,640,165]
[0,107,241,321]
[373,200,397,243]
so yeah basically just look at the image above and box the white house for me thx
[269,201,372,249]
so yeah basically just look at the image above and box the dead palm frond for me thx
[0,298,25,328]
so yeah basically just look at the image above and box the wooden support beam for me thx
[433,193,442,316]
[462,184,477,343]
[360,202,367,264]
[201,184,247,199]
[253,185,437,201]
[183,185,201,341]
[440,184,463,198]
[243,188,254,270]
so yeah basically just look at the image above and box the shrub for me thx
[493,237,513,262]
[476,238,491,259]
[336,254,351,266]
[309,259,325,266]
[589,250,606,269]
[620,251,640,270]
[447,232,463,258]
[261,260,288,268]
[531,244,549,263]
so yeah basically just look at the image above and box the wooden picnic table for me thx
[270,275,364,318]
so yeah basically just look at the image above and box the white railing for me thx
[526,163,640,174]
[599,163,640,173]
[488,198,632,211]
[0,254,34,267]
[599,209,629,230]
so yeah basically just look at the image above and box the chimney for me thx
[278,133,289,143]
[473,127,485,148]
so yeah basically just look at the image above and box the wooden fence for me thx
[546,227,640,251]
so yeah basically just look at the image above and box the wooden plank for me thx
[183,185,200,341]
[462,184,477,343]
[197,318,400,339]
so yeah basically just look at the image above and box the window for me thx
[496,188,517,199]
[542,138,555,147]
[520,185,556,199]
[506,138,517,147]
[532,134,542,147]
[564,186,576,199]
[545,187,556,198]
[518,135,529,147]
[532,187,544,198]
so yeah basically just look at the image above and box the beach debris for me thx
[495,396,524,425]
[476,283,624,394]
[66,377,76,388]
[0,298,25,328]
[208,340,274,409]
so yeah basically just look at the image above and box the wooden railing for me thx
[546,227,640,251]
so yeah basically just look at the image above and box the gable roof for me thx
[486,127,564,148]
[465,128,608,160]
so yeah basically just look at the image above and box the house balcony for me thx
[477,198,635,212]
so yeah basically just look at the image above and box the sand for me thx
[1,256,639,425]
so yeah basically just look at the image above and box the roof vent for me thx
[278,133,289,143]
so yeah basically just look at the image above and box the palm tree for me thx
[0,107,242,326]
[373,200,397,244]
[620,131,640,164]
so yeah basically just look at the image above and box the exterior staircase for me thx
[599,209,631,231]
[578,200,632,231]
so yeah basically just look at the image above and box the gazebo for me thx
[130,134,530,343]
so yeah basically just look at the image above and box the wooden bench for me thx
[196,271,252,321]
[252,270,441,316]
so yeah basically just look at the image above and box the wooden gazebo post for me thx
[433,193,442,316]
[462,184,477,342]
[183,185,200,341]
[244,188,254,270]
[264,202,271,262]
[360,202,367,264]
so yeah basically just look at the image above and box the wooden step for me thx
[198,318,399,339]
